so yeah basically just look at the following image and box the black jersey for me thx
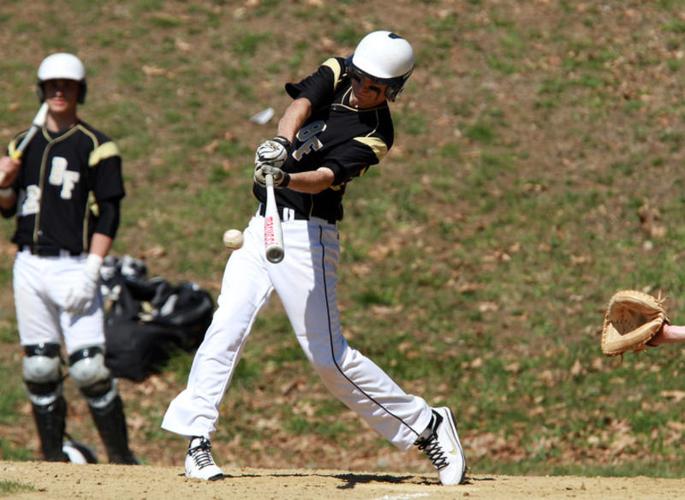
[253,57,394,223]
[2,120,125,254]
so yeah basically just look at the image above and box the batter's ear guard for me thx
[35,80,88,104]
[78,80,87,104]
[344,56,412,102]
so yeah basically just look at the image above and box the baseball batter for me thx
[162,31,466,485]
[0,53,137,464]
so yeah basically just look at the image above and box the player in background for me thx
[0,53,137,464]
[162,31,466,485]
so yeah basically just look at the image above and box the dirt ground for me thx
[2,461,685,500]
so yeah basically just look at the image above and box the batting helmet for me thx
[348,31,414,101]
[36,53,88,104]
[62,438,98,464]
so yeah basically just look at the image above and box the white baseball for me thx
[223,229,244,250]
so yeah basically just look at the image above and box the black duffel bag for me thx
[101,256,214,382]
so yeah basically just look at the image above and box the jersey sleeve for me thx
[285,57,345,110]
[89,141,125,202]
[88,140,124,238]
[323,134,391,186]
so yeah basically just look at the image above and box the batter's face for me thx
[350,72,388,108]
[43,79,79,114]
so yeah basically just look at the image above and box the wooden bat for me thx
[0,102,49,185]
[264,173,284,263]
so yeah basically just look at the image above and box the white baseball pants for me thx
[162,215,432,450]
[13,249,104,355]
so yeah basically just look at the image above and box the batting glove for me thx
[254,136,291,169]
[254,163,290,188]
[64,254,103,315]
[254,162,291,188]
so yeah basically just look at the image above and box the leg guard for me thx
[88,395,138,464]
[23,343,68,462]
[31,396,69,462]
[69,346,138,464]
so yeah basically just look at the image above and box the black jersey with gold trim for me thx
[2,120,125,254]
[253,57,394,223]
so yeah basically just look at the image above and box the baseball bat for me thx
[0,102,49,185]
[264,173,285,263]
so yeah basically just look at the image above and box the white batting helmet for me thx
[348,31,414,101]
[37,53,88,103]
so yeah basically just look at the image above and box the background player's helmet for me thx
[36,53,88,104]
[348,31,414,101]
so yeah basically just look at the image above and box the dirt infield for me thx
[2,461,684,499]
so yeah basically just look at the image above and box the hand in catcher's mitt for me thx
[601,290,669,356]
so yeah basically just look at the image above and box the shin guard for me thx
[31,396,68,462]
[88,394,138,464]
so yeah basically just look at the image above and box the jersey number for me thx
[292,120,326,161]
[18,185,41,217]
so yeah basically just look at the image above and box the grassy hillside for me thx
[1,0,684,477]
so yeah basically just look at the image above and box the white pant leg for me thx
[51,255,105,354]
[14,251,105,353]
[270,219,432,450]
[14,251,61,346]
[162,217,273,438]
[59,296,105,355]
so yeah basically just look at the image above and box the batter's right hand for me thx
[254,136,291,169]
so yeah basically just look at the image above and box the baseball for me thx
[223,229,244,250]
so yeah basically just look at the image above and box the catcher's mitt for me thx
[601,290,669,356]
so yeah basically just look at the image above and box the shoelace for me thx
[415,433,449,471]
[189,439,216,469]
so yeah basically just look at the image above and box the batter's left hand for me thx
[64,254,103,315]
[254,162,291,188]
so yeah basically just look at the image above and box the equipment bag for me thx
[101,256,214,382]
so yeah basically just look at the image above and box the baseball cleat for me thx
[185,436,224,481]
[415,407,467,485]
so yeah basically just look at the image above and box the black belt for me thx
[21,245,82,257]
[257,203,336,225]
